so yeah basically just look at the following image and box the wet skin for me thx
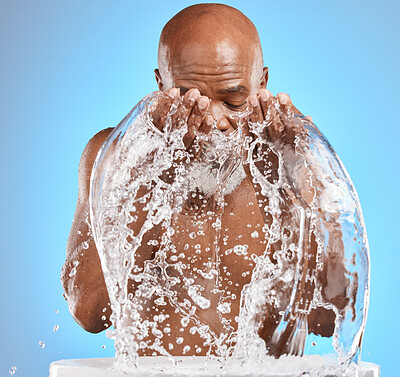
[62,4,344,356]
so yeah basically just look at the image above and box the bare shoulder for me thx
[78,127,114,201]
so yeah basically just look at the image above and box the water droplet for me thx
[181,316,190,327]
[232,244,248,256]
[69,260,79,277]
[54,310,59,314]
[9,366,17,375]
[251,231,259,238]
[183,345,191,354]
[312,342,317,346]
[158,314,167,322]
[38,341,45,349]
[217,302,231,314]
[189,232,196,239]
[176,337,184,344]
[82,241,89,249]
[211,218,221,229]
[152,328,163,338]
[102,345,106,349]
[53,325,59,332]
[189,327,197,335]
[188,286,211,309]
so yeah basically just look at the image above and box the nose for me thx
[208,101,231,132]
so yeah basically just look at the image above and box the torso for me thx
[132,174,272,355]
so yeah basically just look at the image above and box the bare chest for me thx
[162,177,267,315]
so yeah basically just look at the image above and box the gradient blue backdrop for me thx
[1,0,398,375]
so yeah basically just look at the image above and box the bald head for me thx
[157,4,264,90]
[154,4,268,133]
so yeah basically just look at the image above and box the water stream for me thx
[89,92,370,375]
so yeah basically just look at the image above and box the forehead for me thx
[170,38,255,72]
[164,38,259,93]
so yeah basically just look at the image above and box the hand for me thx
[246,89,310,145]
[151,87,214,150]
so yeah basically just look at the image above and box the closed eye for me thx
[224,102,246,110]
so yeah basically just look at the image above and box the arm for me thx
[245,91,348,341]
[61,128,114,333]
[62,89,212,333]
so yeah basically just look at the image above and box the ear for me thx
[260,67,269,89]
[154,68,163,91]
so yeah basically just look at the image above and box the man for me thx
[62,3,345,356]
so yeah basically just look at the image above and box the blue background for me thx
[1,0,398,375]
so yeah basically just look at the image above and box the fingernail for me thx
[198,97,208,110]
[260,89,269,102]
[206,115,214,126]
[188,89,200,101]
[249,95,258,107]
[279,94,288,105]
[169,88,179,98]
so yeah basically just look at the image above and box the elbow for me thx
[61,266,112,334]
[64,289,112,334]
[75,309,109,334]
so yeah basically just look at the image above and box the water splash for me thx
[9,366,17,375]
[89,92,369,373]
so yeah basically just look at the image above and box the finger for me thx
[171,88,200,128]
[151,90,177,131]
[187,96,209,132]
[166,87,180,99]
[248,94,264,123]
[277,92,303,116]
[277,93,291,115]
[267,102,285,142]
[181,88,201,114]
[184,96,210,149]
[259,89,272,119]
[199,114,214,134]
[276,93,296,140]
